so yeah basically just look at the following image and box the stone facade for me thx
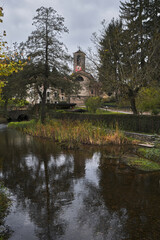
[69,50,97,106]
[73,50,86,72]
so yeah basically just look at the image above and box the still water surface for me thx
[0,124,160,240]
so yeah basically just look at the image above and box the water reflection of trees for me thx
[1,128,97,239]
[72,151,128,240]
[1,128,74,239]
[99,149,160,240]
[76,181,127,240]
[68,147,160,240]
[1,127,160,240]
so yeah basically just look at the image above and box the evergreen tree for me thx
[119,0,160,112]
[95,1,160,114]
[97,19,123,97]
[120,0,149,67]
[96,18,144,114]
[145,0,160,37]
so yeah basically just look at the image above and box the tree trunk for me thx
[3,99,8,117]
[67,95,71,104]
[41,88,47,124]
[130,96,138,115]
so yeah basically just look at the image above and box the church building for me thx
[69,49,98,106]
[26,49,99,106]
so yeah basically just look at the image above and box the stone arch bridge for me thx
[7,110,31,122]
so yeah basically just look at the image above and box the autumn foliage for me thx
[0,7,26,95]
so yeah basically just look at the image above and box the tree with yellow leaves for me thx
[0,7,26,95]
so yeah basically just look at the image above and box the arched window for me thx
[77,55,81,65]
[76,76,84,82]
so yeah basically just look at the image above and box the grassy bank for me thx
[8,119,131,148]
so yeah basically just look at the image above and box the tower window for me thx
[77,55,81,65]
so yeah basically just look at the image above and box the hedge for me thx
[48,112,160,134]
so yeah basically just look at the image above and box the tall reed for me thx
[8,119,130,148]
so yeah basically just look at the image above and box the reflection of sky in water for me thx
[23,154,74,171]
[60,152,127,240]
[23,155,39,169]
[6,195,39,240]
[50,154,74,168]
[4,147,127,240]
[85,152,101,186]
[2,125,160,240]
[0,124,7,131]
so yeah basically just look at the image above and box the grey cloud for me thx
[2,0,123,53]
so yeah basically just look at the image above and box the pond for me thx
[0,124,160,240]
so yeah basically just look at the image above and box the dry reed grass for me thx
[9,119,131,148]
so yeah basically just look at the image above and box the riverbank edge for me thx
[0,117,8,124]
[7,120,160,173]
[7,119,132,146]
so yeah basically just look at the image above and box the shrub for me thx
[48,112,160,134]
[136,87,160,115]
[85,97,102,113]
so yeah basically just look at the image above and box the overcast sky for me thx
[1,0,123,55]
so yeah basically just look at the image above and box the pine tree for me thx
[92,1,160,114]
[97,19,123,96]
[119,0,160,112]
[145,0,160,37]
[120,0,149,67]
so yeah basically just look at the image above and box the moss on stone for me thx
[124,156,160,172]
[137,147,160,163]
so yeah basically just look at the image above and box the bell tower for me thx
[73,50,85,72]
